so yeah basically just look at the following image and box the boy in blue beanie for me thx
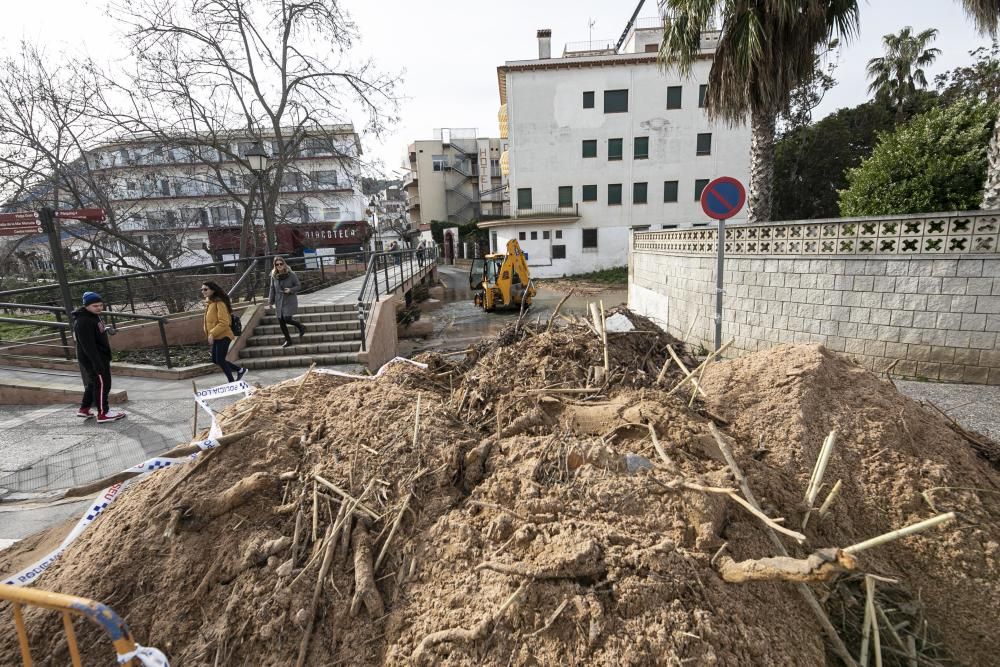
[72,291,125,422]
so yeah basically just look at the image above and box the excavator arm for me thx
[496,239,534,305]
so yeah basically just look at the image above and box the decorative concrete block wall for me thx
[628,210,1000,384]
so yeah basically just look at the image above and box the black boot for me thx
[298,324,306,341]
[282,338,293,348]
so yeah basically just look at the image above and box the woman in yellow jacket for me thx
[202,281,247,382]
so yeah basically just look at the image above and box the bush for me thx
[839,100,998,216]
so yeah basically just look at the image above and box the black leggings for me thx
[211,337,241,382]
[278,316,305,342]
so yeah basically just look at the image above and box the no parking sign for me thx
[701,177,746,357]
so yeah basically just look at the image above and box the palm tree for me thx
[658,1,860,223]
[958,0,999,208]
[866,27,941,123]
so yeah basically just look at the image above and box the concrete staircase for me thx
[238,304,363,369]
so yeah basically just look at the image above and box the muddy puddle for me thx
[399,267,626,356]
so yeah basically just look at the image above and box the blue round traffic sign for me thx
[701,176,746,220]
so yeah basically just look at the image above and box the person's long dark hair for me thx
[202,281,233,313]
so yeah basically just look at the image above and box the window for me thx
[530,231,538,240]
[582,140,597,158]
[696,133,712,156]
[582,185,597,202]
[698,84,708,108]
[311,170,338,188]
[644,43,658,53]
[667,86,682,109]
[582,229,598,249]
[281,172,302,192]
[432,155,447,171]
[543,231,550,240]
[633,182,648,204]
[555,230,562,239]
[517,188,532,210]
[583,91,594,108]
[558,186,573,207]
[608,138,623,161]
[518,231,526,240]
[604,89,628,113]
[632,225,651,231]
[608,183,622,206]
[634,136,649,160]
[323,207,341,221]
[552,245,567,259]
[695,179,710,201]
[664,180,679,203]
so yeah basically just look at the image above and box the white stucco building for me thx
[484,16,751,278]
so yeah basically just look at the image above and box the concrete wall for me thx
[629,211,1000,384]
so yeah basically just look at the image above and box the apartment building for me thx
[403,129,508,227]
[485,16,751,278]
[84,125,368,264]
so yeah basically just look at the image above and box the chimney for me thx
[537,29,552,59]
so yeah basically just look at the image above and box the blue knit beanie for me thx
[82,291,103,306]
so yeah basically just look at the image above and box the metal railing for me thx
[513,204,580,218]
[0,252,367,318]
[227,252,367,307]
[563,39,615,55]
[0,302,175,368]
[1,582,145,666]
[356,246,439,350]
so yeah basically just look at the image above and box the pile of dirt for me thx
[1,315,998,666]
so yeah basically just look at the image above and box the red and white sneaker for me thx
[76,408,95,419]
[96,410,126,423]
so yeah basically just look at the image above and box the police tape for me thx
[2,358,422,588]
[313,356,428,380]
[2,457,189,586]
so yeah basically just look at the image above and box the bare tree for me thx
[0,42,200,272]
[107,0,400,254]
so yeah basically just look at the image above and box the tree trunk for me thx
[983,111,1000,210]
[747,108,777,224]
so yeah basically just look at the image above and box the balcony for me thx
[476,204,581,227]
[406,194,420,210]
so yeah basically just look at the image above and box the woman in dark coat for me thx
[268,256,305,347]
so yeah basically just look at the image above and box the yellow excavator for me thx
[469,239,536,311]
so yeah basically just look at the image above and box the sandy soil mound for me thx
[1,313,997,666]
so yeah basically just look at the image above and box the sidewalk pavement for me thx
[0,362,361,546]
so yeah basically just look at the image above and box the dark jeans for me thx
[278,316,305,343]
[80,364,112,414]
[211,337,242,382]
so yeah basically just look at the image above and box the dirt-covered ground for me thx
[2,309,997,666]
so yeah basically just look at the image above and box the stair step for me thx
[246,331,361,347]
[264,303,356,315]
[260,311,357,325]
[240,341,361,358]
[254,321,360,335]
[239,352,360,370]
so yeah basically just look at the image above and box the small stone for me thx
[625,453,654,474]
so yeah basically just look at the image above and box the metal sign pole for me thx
[40,207,75,317]
[715,216,725,359]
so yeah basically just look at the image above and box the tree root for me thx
[195,472,277,520]
[716,548,857,583]
[350,520,384,618]
[411,581,529,664]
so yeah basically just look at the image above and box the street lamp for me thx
[245,141,274,254]
[368,197,381,252]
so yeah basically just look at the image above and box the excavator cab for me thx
[470,239,536,312]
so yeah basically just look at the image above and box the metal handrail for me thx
[0,582,144,666]
[0,304,175,367]
[356,246,438,350]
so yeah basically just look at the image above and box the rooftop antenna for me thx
[588,18,596,49]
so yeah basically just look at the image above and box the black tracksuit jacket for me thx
[72,307,112,370]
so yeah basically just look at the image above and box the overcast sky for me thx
[1,0,993,177]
